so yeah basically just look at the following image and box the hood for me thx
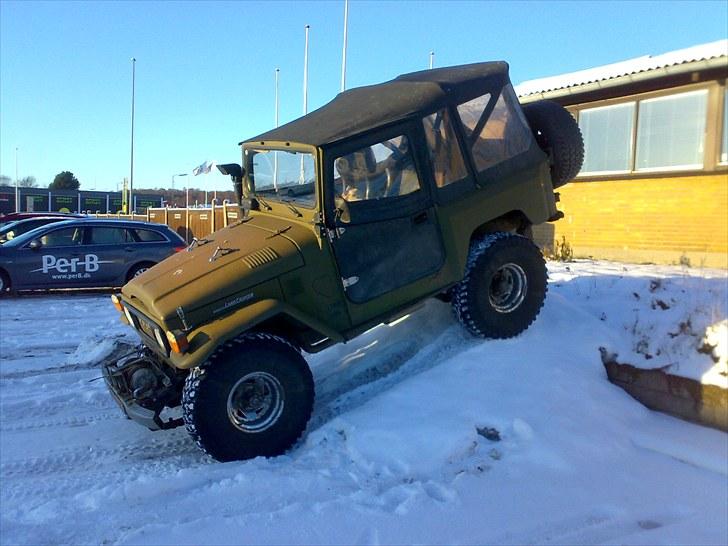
[122,214,312,325]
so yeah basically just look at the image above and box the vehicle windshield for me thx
[1,221,75,248]
[248,149,316,208]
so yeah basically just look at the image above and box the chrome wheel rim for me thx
[227,372,284,433]
[133,267,149,278]
[488,263,527,313]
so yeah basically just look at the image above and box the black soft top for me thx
[244,61,510,148]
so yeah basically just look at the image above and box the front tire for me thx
[453,232,547,339]
[182,333,314,462]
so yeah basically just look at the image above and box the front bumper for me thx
[103,348,184,431]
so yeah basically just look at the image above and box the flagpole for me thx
[300,25,310,184]
[129,57,136,214]
[274,67,280,190]
[341,0,348,92]
[14,147,19,212]
[303,25,309,115]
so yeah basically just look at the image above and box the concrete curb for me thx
[603,359,728,432]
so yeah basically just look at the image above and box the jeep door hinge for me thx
[342,276,359,289]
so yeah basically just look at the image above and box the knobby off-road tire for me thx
[522,100,584,188]
[453,232,547,339]
[182,333,314,462]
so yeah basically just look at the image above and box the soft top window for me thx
[334,135,421,202]
[457,84,533,172]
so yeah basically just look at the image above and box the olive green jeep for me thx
[104,61,583,461]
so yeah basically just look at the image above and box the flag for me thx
[193,160,215,176]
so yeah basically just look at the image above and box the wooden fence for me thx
[93,200,242,243]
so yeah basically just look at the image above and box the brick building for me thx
[517,40,727,268]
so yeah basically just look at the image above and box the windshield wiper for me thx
[255,194,273,211]
[281,199,303,217]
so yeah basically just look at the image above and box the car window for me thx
[334,135,421,202]
[89,227,133,244]
[457,85,533,172]
[423,109,468,188]
[134,229,166,242]
[40,227,84,247]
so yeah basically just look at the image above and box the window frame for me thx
[323,120,434,227]
[570,80,726,181]
[576,101,637,176]
[718,81,728,166]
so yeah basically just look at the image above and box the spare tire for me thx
[522,100,584,188]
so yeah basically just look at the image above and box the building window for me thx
[578,102,635,174]
[635,89,708,171]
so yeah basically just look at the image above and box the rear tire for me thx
[522,100,584,188]
[182,333,314,462]
[453,232,547,339]
[126,262,155,282]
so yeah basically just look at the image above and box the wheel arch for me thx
[167,299,344,370]
[470,210,534,244]
[125,260,156,282]
[0,266,11,292]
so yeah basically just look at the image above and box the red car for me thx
[0,212,85,229]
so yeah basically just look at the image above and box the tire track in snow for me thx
[0,410,122,432]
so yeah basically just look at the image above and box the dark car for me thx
[0,212,84,229]
[0,216,77,243]
[0,219,186,294]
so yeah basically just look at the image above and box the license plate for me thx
[138,316,157,339]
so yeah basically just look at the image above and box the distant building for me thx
[517,40,727,268]
[0,186,162,215]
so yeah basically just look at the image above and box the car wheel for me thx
[522,100,584,188]
[0,270,10,295]
[453,232,547,339]
[126,262,155,282]
[182,333,314,462]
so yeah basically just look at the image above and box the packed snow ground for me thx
[0,261,726,545]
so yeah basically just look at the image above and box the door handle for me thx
[123,247,134,252]
[412,211,429,225]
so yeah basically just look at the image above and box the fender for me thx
[167,298,344,370]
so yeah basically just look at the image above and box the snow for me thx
[515,39,728,98]
[0,261,726,545]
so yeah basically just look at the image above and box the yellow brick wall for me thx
[534,173,728,268]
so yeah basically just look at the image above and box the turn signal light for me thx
[173,246,186,253]
[165,330,190,354]
[111,294,123,312]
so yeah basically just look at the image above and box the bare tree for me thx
[19,176,37,188]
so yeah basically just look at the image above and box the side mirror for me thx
[28,239,42,250]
